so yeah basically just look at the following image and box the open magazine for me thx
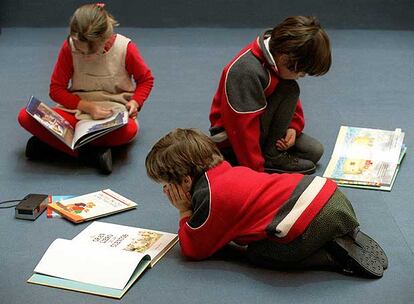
[323,126,406,191]
[26,96,128,150]
[28,221,178,299]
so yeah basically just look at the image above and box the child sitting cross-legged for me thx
[18,3,154,174]
[145,128,388,278]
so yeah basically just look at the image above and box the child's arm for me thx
[165,182,236,260]
[219,70,266,171]
[125,42,154,111]
[163,184,192,219]
[49,40,81,109]
[288,100,305,135]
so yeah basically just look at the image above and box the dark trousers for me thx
[246,189,359,269]
[220,80,324,166]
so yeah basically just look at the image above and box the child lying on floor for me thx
[145,128,388,278]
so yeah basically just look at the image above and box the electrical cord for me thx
[0,199,21,209]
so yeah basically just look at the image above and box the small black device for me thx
[15,194,48,220]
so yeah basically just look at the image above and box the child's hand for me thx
[163,184,192,213]
[89,105,113,119]
[126,100,139,119]
[276,128,296,151]
[78,100,113,119]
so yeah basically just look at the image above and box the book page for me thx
[332,126,404,163]
[26,96,75,148]
[324,126,405,186]
[50,189,137,223]
[324,157,397,185]
[72,111,128,149]
[34,238,146,290]
[73,221,178,266]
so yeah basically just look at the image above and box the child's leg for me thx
[89,118,139,146]
[247,189,360,269]
[290,133,324,164]
[260,80,316,174]
[260,80,299,155]
[18,107,79,157]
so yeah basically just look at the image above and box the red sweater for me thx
[178,161,337,260]
[49,35,154,110]
[209,31,305,172]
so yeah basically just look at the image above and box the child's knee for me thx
[118,119,139,144]
[17,107,31,129]
[127,119,139,140]
[309,141,324,163]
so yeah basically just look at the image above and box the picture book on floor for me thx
[27,221,178,299]
[47,195,73,218]
[48,189,137,223]
[323,126,406,191]
[26,96,128,150]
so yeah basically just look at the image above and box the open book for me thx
[28,221,178,298]
[323,126,406,191]
[48,189,137,223]
[26,96,128,150]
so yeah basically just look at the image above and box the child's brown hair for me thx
[145,128,224,184]
[269,16,331,76]
[69,4,118,48]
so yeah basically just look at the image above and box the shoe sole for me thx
[327,236,383,278]
[351,230,388,270]
[264,165,316,175]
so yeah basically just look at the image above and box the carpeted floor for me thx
[0,27,413,303]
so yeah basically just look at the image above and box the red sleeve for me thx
[178,214,235,260]
[289,98,305,135]
[215,66,267,172]
[223,108,265,171]
[49,40,81,109]
[125,42,154,109]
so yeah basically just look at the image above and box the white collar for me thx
[263,37,276,66]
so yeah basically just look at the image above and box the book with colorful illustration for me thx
[48,189,137,223]
[46,195,73,218]
[27,221,178,299]
[26,96,128,150]
[323,126,406,191]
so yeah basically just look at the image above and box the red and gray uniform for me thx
[209,30,304,172]
[178,161,337,260]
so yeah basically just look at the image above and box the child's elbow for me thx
[180,245,213,261]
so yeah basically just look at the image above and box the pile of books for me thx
[323,126,406,191]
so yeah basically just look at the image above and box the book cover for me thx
[323,126,406,190]
[27,222,178,298]
[26,96,75,148]
[47,195,74,218]
[26,96,128,150]
[48,189,137,223]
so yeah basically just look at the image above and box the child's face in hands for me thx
[161,178,193,213]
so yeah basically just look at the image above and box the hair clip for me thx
[96,3,105,8]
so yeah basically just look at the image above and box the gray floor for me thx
[0,28,413,303]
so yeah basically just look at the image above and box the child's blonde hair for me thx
[145,128,224,184]
[69,4,118,46]
[269,16,331,76]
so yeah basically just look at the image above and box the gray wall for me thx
[1,0,414,29]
